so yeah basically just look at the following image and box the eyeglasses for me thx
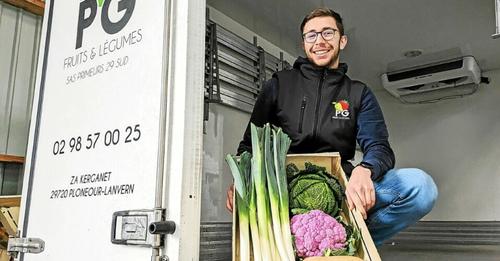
[302,28,338,43]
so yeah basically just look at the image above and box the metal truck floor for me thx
[378,244,500,261]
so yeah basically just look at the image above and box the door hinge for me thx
[111,208,175,248]
[7,237,45,258]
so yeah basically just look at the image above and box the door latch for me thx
[7,237,45,258]
[111,209,175,248]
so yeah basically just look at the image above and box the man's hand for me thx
[345,165,376,219]
[226,184,234,213]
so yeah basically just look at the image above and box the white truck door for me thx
[11,0,205,260]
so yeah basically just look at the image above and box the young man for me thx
[226,7,438,246]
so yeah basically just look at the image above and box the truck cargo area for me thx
[0,0,499,260]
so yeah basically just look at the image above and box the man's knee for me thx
[399,168,438,215]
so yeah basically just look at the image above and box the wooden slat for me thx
[0,249,9,261]
[0,154,24,164]
[0,207,19,235]
[0,196,21,207]
[3,0,45,16]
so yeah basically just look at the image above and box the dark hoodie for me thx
[237,57,395,180]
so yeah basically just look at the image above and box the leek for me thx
[250,124,272,261]
[273,128,295,260]
[227,123,295,261]
[248,170,262,261]
[225,153,251,261]
[264,124,290,261]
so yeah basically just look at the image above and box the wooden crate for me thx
[0,196,20,261]
[232,152,381,261]
[0,249,10,261]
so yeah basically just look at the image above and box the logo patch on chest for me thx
[332,99,351,120]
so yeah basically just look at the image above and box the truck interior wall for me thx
[204,4,500,223]
[202,104,249,222]
[375,69,500,221]
[206,6,295,64]
[0,2,41,195]
[201,6,297,223]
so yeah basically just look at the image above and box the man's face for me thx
[302,16,347,69]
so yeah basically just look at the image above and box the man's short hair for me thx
[300,7,345,36]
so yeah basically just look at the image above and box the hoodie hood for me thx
[293,56,348,84]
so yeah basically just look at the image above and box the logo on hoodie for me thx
[332,99,350,120]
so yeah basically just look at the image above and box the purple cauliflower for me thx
[290,210,347,258]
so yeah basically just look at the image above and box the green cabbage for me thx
[288,162,344,217]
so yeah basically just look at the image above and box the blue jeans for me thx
[366,168,438,246]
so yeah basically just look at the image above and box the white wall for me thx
[376,69,500,221]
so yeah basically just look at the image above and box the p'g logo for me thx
[335,110,350,117]
[332,100,351,120]
[76,0,136,49]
